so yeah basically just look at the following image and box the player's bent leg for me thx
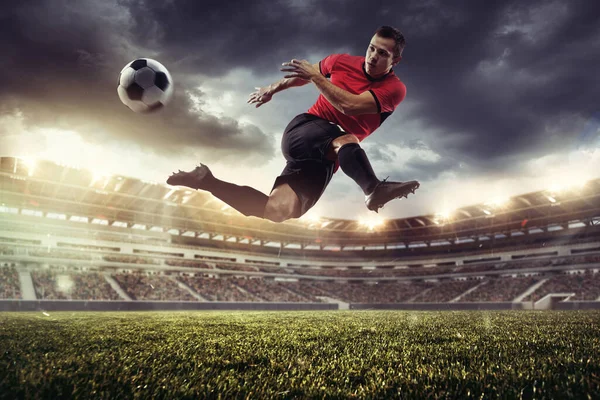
[331,135,380,195]
[264,183,302,223]
[328,135,420,213]
[330,134,360,152]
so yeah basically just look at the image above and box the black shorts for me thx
[271,113,346,217]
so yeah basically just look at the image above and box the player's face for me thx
[365,34,401,77]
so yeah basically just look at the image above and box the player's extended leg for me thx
[166,165,300,222]
[166,165,269,218]
[330,134,420,213]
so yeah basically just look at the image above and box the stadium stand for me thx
[30,269,120,300]
[305,281,437,303]
[177,275,257,301]
[231,278,312,302]
[215,263,258,273]
[410,279,480,303]
[113,273,196,301]
[1,157,600,309]
[461,276,541,302]
[523,270,600,301]
[0,266,21,299]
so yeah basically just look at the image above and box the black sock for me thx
[207,179,268,218]
[337,143,380,195]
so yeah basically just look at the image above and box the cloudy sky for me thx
[1,0,599,220]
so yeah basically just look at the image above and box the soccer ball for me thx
[117,58,174,113]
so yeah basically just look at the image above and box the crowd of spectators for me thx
[304,281,436,303]
[411,280,480,303]
[6,241,600,303]
[291,265,460,278]
[70,272,121,300]
[0,246,15,255]
[103,255,160,265]
[0,266,21,299]
[454,263,500,274]
[30,269,120,300]
[11,266,600,303]
[256,266,294,274]
[177,275,256,301]
[31,270,69,300]
[165,259,213,269]
[29,250,92,261]
[524,270,600,302]
[113,273,195,301]
[461,276,541,302]
[231,278,311,302]
[275,281,326,302]
[215,263,258,273]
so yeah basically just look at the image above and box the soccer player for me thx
[167,25,419,222]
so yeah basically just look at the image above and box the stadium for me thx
[1,156,600,397]
[2,156,600,311]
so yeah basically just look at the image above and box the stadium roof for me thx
[1,157,599,248]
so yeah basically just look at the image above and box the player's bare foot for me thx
[166,164,214,190]
[365,179,420,213]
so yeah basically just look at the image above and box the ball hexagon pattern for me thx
[117,58,174,113]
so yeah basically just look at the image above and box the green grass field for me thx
[1,311,599,399]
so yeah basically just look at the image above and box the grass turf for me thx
[1,310,599,399]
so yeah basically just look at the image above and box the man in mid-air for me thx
[167,25,419,222]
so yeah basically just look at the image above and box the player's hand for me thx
[247,86,273,108]
[280,59,319,81]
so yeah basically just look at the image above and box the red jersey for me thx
[307,53,406,142]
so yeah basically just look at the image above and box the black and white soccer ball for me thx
[117,58,174,113]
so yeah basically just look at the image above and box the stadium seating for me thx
[30,269,120,300]
[0,266,21,299]
[113,273,196,301]
[2,241,600,303]
[524,270,600,301]
[177,275,257,301]
[461,276,541,302]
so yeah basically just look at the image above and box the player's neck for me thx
[362,63,391,81]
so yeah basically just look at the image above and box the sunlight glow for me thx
[19,157,36,176]
[433,210,452,225]
[358,216,385,230]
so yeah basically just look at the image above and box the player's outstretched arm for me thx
[281,59,378,116]
[247,63,318,108]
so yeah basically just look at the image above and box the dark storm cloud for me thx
[124,0,600,169]
[2,0,599,172]
[0,0,274,163]
[401,156,462,182]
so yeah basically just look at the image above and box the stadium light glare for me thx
[359,216,385,230]
[548,175,589,194]
[56,275,74,293]
[485,197,510,208]
[90,170,111,186]
[433,210,452,224]
[19,157,36,176]
[548,183,564,193]
[482,209,492,215]
[547,195,557,203]
[300,214,322,224]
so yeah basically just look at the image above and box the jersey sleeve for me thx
[369,80,406,114]
[319,54,344,77]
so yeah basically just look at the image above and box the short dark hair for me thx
[374,26,406,58]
